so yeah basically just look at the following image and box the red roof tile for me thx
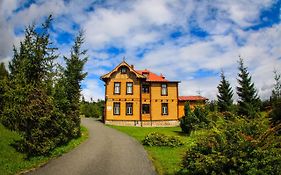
[136,70,169,82]
[178,96,208,101]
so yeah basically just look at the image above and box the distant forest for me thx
[80,99,104,118]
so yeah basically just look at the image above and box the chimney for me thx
[160,73,165,79]
[131,65,134,69]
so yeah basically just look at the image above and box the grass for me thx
[0,124,89,175]
[108,125,202,175]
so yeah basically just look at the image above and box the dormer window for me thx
[142,73,149,78]
[121,67,127,74]
[161,83,168,96]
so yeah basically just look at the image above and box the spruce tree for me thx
[0,62,8,115]
[236,57,260,118]
[269,70,281,125]
[0,63,8,79]
[2,15,61,155]
[217,71,233,112]
[64,31,88,137]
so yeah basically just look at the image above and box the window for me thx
[142,84,150,93]
[126,103,133,115]
[162,103,168,115]
[142,73,149,77]
[114,82,120,94]
[126,82,133,94]
[142,104,150,114]
[121,67,127,74]
[113,102,120,115]
[161,83,167,96]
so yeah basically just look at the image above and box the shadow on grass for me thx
[173,131,189,137]
[84,117,103,123]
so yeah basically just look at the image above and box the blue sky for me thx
[0,0,281,101]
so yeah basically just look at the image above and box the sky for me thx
[0,0,281,101]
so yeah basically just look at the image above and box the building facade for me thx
[178,96,208,118]
[100,61,207,127]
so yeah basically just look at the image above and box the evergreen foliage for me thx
[80,99,104,118]
[180,102,209,135]
[270,70,281,125]
[181,117,281,175]
[0,63,8,79]
[142,132,184,147]
[217,71,233,112]
[180,102,194,135]
[236,57,260,118]
[207,100,218,112]
[0,63,8,114]
[63,31,88,138]
[1,16,87,156]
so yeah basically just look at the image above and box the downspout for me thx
[176,83,179,120]
[140,79,142,127]
[104,81,107,123]
[150,82,152,126]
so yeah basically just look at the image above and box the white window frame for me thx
[114,82,120,94]
[126,82,133,94]
[161,84,167,96]
[126,103,133,115]
[113,102,120,115]
[162,103,168,115]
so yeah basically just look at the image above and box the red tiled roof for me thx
[178,96,208,101]
[136,69,169,82]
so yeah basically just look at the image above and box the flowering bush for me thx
[180,117,281,174]
[142,132,184,147]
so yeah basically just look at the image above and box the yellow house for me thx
[100,61,208,127]
[178,96,209,118]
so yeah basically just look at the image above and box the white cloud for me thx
[0,0,280,101]
[82,79,104,101]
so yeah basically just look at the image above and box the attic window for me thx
[121,67,127,74]
[142,73,149,77]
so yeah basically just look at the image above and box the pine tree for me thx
[63,31,88,137]
[2,15,61,155]
[269,70,281,125]
[271,70,281,102]
[0,62,8,115]
[0,63,8,79]
[217,71,233,112]
[236,57,260,118]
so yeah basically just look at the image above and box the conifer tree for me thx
[63,31,88,137]
[217,71,233,112]
[236,57,260,118]
[0,63,8,79]
[0,62,8,115]
[2,15,61,155]
[269,70,281,125]
[271,70,281,101]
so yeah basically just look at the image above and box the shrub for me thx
[180,106,196,135]
[80,101,104,118]
[221,111,236,120]
[180,103,210,135]
[269,100,281,126]
[180,117,281,175]
[193,107,209,128]
[142,132,184,147]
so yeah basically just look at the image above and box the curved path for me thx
[28,118,156,175]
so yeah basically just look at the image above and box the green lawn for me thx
[0,124,89,175]
[108,125,202,175]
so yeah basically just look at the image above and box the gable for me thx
[100,61,145,81]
